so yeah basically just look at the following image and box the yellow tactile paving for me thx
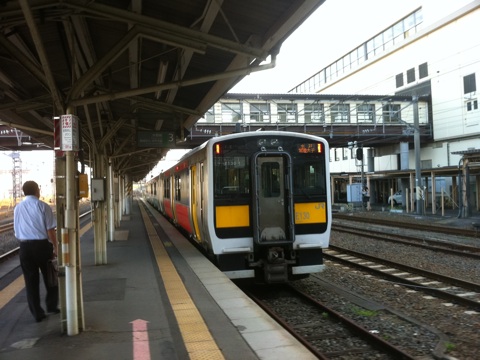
[139,205,225,360]
[0,276,24,309]
[79,221,92,237]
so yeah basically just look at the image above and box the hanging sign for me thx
[60,114,80,151]
[137,131,175,148]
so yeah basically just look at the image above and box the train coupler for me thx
[264,262,288,283]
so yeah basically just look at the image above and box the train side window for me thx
[166,178,171,199]
[175,175,181,201]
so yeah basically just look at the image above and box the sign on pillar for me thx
[60,114,80,152]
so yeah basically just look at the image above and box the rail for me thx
[0,210,92,262]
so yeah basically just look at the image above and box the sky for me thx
[1,150,55,200]
[229,0,474,94]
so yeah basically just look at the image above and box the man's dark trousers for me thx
[19,240,58,321]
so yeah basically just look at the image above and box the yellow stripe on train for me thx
[294,202,327,224]
[215,205,250,228]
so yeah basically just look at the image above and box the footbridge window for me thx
[331,104,350,123]
[357,104,375,123]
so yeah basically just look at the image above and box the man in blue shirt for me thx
[14,180,59,322]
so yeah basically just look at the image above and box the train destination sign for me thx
[137,131,175,148]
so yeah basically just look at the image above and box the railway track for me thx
[0,209,92,263]
[333,213,480,238]
[0,223,12,233]
[332,223,480,259]
[324,246,480,312]
[244,283,416,359]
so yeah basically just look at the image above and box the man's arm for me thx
[47,228,57,256]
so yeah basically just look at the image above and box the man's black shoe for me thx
[36,314,46,322]
[47,308,60,314]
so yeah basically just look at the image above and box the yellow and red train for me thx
[146,131,331,283]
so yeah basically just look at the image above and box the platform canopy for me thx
[0,0,325,180]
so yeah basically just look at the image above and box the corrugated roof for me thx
[0,0,325,180]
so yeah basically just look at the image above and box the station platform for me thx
[0,200,316,360]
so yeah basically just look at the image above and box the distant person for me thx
[362,186,370,209]
[14,181,58,322]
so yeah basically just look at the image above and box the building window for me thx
[419,62,428,79]
[292,9,422,93]
[357,45,365,66]
[366,39,374,60]
[249,103,270,122]
[392,20,404,44]
[304,103,324,123]
[383,27,394,50]
[335,149,340,161]
[382,104,401,123]
[407,68,415,83]
[331,104,350,123]
[373,33,384,55]
[403,13,416,38]
[464,73,476,94]
[357,104,375,123]
[336,58,343,76]
[421,159,432,169]
[198,106,215,123]
[466,100,478,111]
[221,103,241,122]
[396,73,404,88]
[277,103,297,123]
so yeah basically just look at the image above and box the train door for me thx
[190,165,202,243]
[252,154,294,244]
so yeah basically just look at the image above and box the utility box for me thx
[347,183,362,203]
[91,178,105,201]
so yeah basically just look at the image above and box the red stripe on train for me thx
[175,203,192,234]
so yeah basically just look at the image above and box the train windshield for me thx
[292,156,327,196]
[213,136,327,198]
[214,154,250,196]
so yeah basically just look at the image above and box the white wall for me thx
[322,4,480,173]
[318,4,480,136]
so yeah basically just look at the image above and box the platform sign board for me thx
[60,114,80,151]
[137,131,175,148]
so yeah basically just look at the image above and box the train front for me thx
[206,132,331,283]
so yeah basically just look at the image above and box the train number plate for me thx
[294,202,327,224]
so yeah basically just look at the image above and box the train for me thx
[145,131,331,283]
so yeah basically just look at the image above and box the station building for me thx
[289,0,480,216]
[192,1,480,216]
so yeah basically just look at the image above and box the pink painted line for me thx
[131,319,151,360]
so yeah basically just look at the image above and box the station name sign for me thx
[137,131,175,148]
